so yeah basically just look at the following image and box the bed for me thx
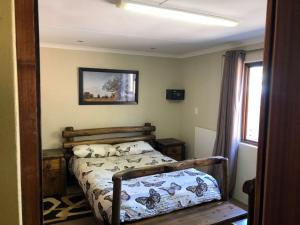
[62,123,247,225]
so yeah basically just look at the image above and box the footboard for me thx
[112,156,229,225]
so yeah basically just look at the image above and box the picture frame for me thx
[78,67,139,105]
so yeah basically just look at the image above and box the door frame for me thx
[15,0,42,225]
[15,0,298,224]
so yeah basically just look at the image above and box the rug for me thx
[43,194,93,224]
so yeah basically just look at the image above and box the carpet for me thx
[43,194,93,224]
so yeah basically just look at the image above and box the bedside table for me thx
[155,138,185,161]
[42,149,66,197]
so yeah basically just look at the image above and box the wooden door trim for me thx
[256,0,300,224]
[253,0,277,224]
[15,0,42,225]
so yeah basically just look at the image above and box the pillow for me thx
[114,141,154,156]
[72,144,117,158]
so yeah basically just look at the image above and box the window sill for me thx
[240,141,258,149]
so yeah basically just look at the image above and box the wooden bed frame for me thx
[62,123,247,225]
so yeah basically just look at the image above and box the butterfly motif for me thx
[105,166,120,172]
[159,182,182,196]
[84,148,94,158]
[141,181,165,187]
[141,150,152,154]
[86,162,104,167]
[126,158,142,163]
[145,159,159,165]
[186,177,208,197]
[204,176,219,188]
[115,146,131,155]
[98,202,109,223]
[124,166,135,170]
[161,159,173,162]
[82,170,93,177]
[123,181,140,187]
[93,187,113,200]
[86,181,91,191]
[104,191,130,202]
[184,170,203,176]
[135,189,161,209]
[177,201,183,208]
[124,212,131,220]
[167,171,185,177]
[154,173,165,178]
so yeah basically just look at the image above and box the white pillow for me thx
[114,141,154,156]
[72,144,117,158]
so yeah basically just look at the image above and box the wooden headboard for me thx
[62,122,156,150]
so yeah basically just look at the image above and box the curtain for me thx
[212,50,246,197]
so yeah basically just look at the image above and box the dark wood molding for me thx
[15,0,42,225]
[253,0,276,224]
[62,125,155,138]
[62,123,156,149]
[63,134,156,148]
[255,0,300,224]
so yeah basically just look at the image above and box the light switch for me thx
[194,107,199,115]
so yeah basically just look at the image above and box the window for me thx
[242,62,264,145]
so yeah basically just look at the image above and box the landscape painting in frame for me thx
[79,68,139,105]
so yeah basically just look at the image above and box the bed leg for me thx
[221,159,229,201]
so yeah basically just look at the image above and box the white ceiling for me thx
[39,0,267,57]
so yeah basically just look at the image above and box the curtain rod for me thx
[222,47,264,57]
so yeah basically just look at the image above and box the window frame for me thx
[241,61,263,146]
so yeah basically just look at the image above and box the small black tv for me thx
[166,89,185,100]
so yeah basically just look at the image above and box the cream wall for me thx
[0,0,21,224]
[179,52,223,158]
[179,45,263,203]
[40,48,183,149]
[179,44,264,157]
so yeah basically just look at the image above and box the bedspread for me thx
[71,150,221,224]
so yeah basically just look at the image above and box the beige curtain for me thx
[213,50,246,196]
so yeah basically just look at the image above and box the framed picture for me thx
[78,67,139,105]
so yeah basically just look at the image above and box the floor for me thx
[52,196,248,225]
[56,217,95,225]
[55,217,247,225]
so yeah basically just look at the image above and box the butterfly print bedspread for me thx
[71,150,221,224]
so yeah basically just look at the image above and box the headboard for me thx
[62,122,156,154]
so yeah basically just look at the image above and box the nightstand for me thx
[155,138,185,161]
[42,149,66,197]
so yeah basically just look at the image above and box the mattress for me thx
[71,150,221,224]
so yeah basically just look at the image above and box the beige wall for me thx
[179,45,264,157]
[179,45,262,203]
[179,52,223,158]
[0,0,21,224]
[40,48,183,149]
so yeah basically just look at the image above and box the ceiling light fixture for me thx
[117,0,238,27]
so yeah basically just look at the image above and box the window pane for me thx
[246,66,263,142]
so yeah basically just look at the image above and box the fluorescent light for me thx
[118,1,238,27]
